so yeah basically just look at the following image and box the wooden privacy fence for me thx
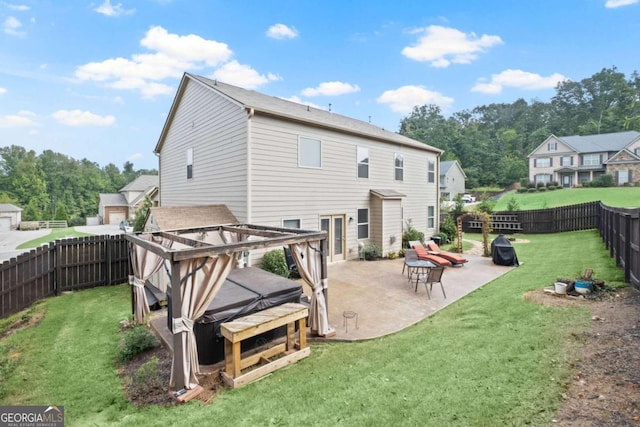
[0,235,130,319]
[598,203,640,289]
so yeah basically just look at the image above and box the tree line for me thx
[399,67,640,188]
[0,145,156,223]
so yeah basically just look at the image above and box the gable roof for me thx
[440,160,467,178]
[145,205,238,232]
[530,131,640,157]
[120,174,159,192]
[155,73,443,155]
[0,203,22,212]
[99,193,127,206]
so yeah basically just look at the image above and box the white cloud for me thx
[301,81,361,97]
[127,152,143,161]
[6,3,30,11]
[266,23,299,40]
[377,85,454,114]
[51,110,116,126]
[94,0,135,17]
[0,87,6,95]
[211,60,281,89]
[0,110,38,128]
[402,25,503,68]
[3,16,24,36]
[471,69,567,94]
[75,26,233,96]
[605,0,638,7]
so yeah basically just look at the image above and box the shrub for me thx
[117,325,158,362]
[261,249,290,278]
[129,356,164,396]
[402,219,424,249]
[475,196,495,214]
[506,196,520,211]
[68,216,86,227]
[387,251,398,260]
[538,187,547,192]
[439,215,457,243]
[363,243,381,260]
[527,188,537,193]
[517,187,528,193]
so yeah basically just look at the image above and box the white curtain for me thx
[169,254,235,389]
[218,228,247,267]
[289,242,330,336]
[128,235,173,324]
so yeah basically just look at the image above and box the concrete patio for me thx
[312,253,514,341]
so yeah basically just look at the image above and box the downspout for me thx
[247,108,254,224]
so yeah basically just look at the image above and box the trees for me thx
[398,67,640,189]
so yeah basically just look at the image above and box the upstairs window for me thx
[394,153,404,181]
[534,158,551,168]
[299,136,322,168]
[547,142,557,151]
[357,208,369,239]
[186,148,193,179]
[582,154,600,166]
[427,160,435,183]
[560,156,573,166]
[635,147,640,156]
[357,147,369,178]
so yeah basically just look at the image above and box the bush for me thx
[517,187,528,193]
[402,219,424,249]
[117,325,158,362]
[538,187,547,192]
[527,188,537,193]
[439,215,457,243]
[68,216,86,227]
[363,243,381,260]
[129,356,164,396]
[261,249,290,278]
[475,196,495,214]
[387,251,398,260]
[506,196,520,211]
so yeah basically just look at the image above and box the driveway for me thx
[0,225,124,263]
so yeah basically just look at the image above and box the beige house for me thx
[98,175,159,225]
[153,73,443,262]
[439,160,467,201]
[0,203,22,231]
[528,131,640,187]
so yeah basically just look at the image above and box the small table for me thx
[403,259,436,293]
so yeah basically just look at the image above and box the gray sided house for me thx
[0,203,22,231]
[98,174,159,225]
[528,131,640,187]
[154,73,443,263]
[439,160,467,201]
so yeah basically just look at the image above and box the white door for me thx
[109,212,126,225]
[320,215,345,262]
[0,217,10,232]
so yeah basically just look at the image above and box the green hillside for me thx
[493,187,640,211]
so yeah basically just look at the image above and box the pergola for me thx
[124,223,329,392]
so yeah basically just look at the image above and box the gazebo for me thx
[124,223,329,392]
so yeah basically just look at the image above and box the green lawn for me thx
[16,227,94,250]
[494,186,640,211]
[0,230,627,426]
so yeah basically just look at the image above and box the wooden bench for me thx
[220,302,309,388]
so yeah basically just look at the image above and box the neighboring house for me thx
[153,73,443,263]
[439,160,467,201]
[98,175,159,225]
[528,131,640,187]
[0,204,22,231]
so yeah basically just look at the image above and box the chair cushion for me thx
[412,244,429,258]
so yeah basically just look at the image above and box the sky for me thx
[1,0,639,171]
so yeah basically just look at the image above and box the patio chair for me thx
[425,241,468,266]
[408,240,452,267]
[422,266,446,298]
[402,248,419,281]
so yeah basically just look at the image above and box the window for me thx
[560,156,573,166]
[427,160,435,183]
[617,170,631,185]
[186,148,193,179]
[635,147,640,156]
[357,147,369,178]
[534,174,552,184]
[299,136,321,168]
[394,153,403,181]
[427,206,435,228]
[357,208,369,239]
[534,158,551,168]
[548,142,557,151]
[582,154,600,166]
[282,219,301,229]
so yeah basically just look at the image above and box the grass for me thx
[0,230,627,426]
[494,186,640,211]
[16,227,93,250]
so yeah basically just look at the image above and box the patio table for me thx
[403,259,436,292]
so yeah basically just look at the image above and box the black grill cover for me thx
[491,234,520,266]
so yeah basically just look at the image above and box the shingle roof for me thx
[186,74,443,154]
[440,160,455,175]
[99,193,127,206]
[558,131,640,153]
[0,203,22,212]
[120,175,159,192]
[147,205,238,231]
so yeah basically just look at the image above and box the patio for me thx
[311,253,513,341]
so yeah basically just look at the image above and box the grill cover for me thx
[491,234,520,267]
